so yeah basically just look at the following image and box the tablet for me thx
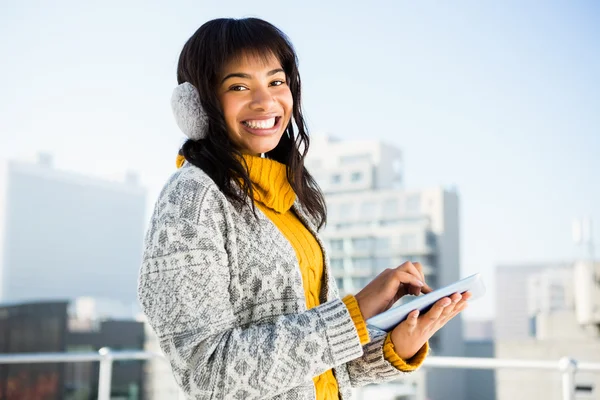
[365,273,486,332]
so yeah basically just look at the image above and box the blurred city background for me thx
[1,1,599,399]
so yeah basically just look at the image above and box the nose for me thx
[249,86,275,111]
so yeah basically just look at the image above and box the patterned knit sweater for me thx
[138,157,428,399]
[243,155,427,399]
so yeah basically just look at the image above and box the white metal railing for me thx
[1,349,599,400]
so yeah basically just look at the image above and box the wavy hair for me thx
[176,18,326,229]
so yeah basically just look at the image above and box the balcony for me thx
[1,349,599,400]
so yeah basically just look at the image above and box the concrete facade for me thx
[495,262,600,400]
[0,154,146,307]
[494,263,571,340]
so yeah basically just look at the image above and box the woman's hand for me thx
[354,262,433,321]
[390,291,471,359]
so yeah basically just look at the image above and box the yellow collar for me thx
[242,155,296,213]
[175,153,296,213]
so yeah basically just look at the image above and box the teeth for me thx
[244,118,276,129]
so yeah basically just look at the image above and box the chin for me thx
[246,136,283,155]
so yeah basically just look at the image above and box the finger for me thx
[412,262,434,294]
[392,270,426,290]
[444,302,469,322]
[420,284,434,294]
[446,292,471,316]
[396,262,429,295]
[449,292,462,304]
[424,297,452,322]
[403,309,419,332]
[446,299,470,320]
[440,301,456,320]
[412,262,426,284]
[460,291,473,301]
[397,262,425,285]
[439,294,461,317]
[407,284,422,296]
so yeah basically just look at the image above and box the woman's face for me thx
[217,52,293,156]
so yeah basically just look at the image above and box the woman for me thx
[138,17,470,400]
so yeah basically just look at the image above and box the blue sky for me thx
[1,0,599,319]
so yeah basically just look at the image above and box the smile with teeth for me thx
[242,117,279,129]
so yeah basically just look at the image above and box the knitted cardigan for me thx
[138,162,418,399]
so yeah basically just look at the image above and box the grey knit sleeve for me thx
[344,327,415,387]
[138,179,364,399]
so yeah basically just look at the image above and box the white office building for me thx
[306,135,465,400]
[494,262,572,340]
[0,154,146,307]
[495,261,600,400]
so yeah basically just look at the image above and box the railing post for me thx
[98,347,113,400]
[559,357,577,400]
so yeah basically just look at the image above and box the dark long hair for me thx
[176,18,326,229]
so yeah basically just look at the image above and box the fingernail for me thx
[417,280,424,287]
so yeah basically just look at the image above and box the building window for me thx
[352,258,371,270]
[399,233,417,251]
[380,219,400,227]
[339,203,353,217]
[382,198,398,216]
[374,257,392,271]
[330,258,344,271]
[327,204,337,219]
[426,232,436,247]
[529,315,537,337]
[350,171,362,182]
[406,255,432,266]
[352,277,370,290]
[574,384,594,395]
[429,332,441,351]
[352,238,372,251]
[374,237,390,250]
[406,194,421,213]
[330,239,344,251]
[341,154,371,165]
[309,159,322,169]
[331,174,342,184]
[335,278,344,289]
[360,201,376,218]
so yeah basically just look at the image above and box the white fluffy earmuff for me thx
[170,82,208,140]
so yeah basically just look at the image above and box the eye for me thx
[270,80,286,87]
[230,85,248,92]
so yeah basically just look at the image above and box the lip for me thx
[240,116,282,136]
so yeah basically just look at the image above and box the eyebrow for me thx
[220,68,285,84]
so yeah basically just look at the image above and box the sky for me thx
[0,0,599,319]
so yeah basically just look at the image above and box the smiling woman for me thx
[218,53,293,156]
[138,17,469,400]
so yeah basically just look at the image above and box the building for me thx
[495,261,600,400]
[0,154,146,307]
[464,319,494,341]
[0,299,146,399]
[464,339,496,400]
[494,262,571,340]
[306,136,465,400]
